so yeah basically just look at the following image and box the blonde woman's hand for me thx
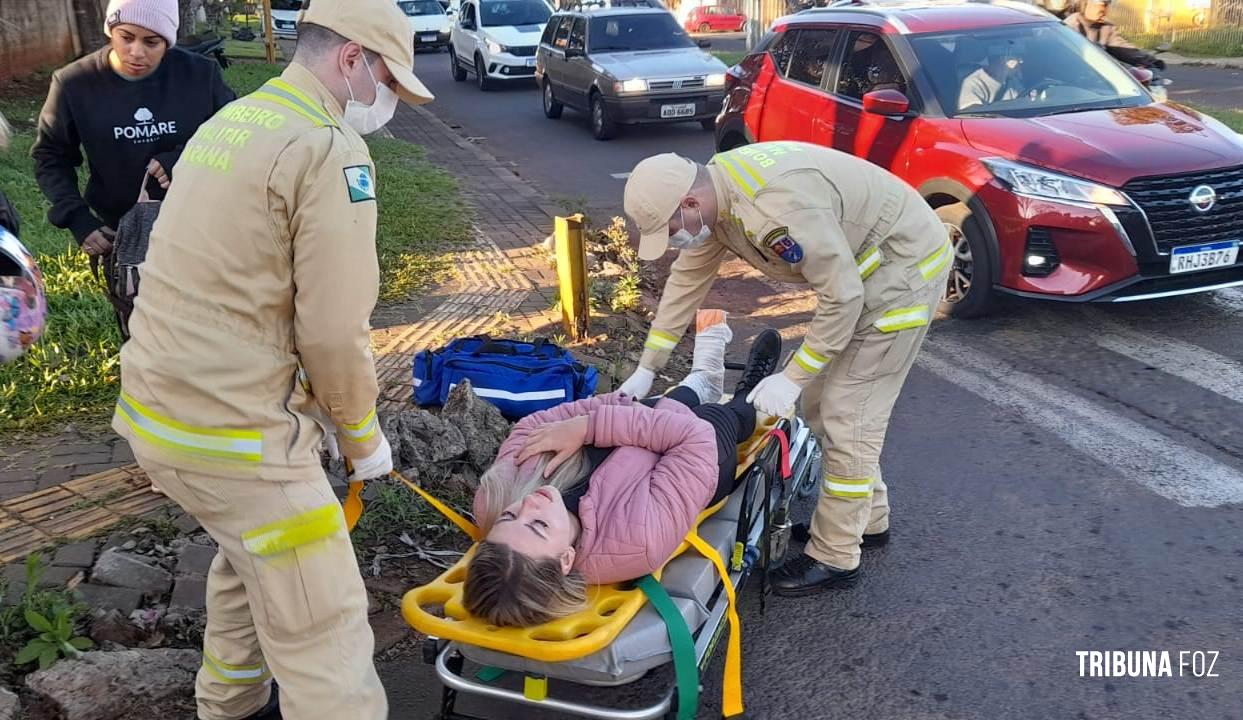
[517,415,589,477]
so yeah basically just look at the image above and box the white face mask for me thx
[343,60,398,135]
[668,205,711,251]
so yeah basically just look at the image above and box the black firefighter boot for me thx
[241,683,281,720]
[733,329,783,399]
[770,553,860,597]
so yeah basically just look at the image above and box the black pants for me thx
[641,387,757,505]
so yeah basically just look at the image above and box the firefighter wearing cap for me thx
[1065,0,1164,68]
[111,0,434,717]
[621,141,950,596]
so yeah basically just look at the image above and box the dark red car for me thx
[715,1,1243,316]
[685,4,748,33]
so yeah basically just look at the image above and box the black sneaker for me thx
[733,329,782,398]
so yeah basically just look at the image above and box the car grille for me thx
[507,45,537,57]
[649,77,706,90]
[1123,165,1243,253]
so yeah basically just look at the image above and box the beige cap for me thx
[624,153,698,261]
[299,0,434,106]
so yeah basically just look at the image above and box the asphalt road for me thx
[380,42,1243,720]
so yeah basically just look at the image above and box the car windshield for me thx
[269,0,302,10]
[589,13,696,52]
[908,22,1149,119]
[480,0,551,27]
[399,0,444,15]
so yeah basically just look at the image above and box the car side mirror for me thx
[565,46,584,58]
[1128,65,1154,85]
[461,18,475,29]
[862,89,911,116]
[697,39,712,48]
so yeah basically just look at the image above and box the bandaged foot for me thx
[676,310,732,404]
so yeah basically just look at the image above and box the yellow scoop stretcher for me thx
[391,415,804,719]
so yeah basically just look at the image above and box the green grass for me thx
[1198,106,1243,132]
[1132,29,1243,58]
[0,62,470,433]
[712,51,746,67]
[223,39,286,61]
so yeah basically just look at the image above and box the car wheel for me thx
[700,117,716,131]
[590,92,617,140]
[450,47,467,81]
[698,22,711,33]
[542,80,563,119]
[936,202,997,319]
[475,54,492,91]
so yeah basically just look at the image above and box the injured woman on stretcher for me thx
[463,310,783,627]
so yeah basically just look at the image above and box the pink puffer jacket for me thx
[472,391,718,584]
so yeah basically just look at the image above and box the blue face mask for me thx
[669,205,711,251]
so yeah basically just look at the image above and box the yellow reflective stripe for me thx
[268,79,338,126]
[714,155,760,199]
[342,408,378,442]
[644,329,678,352]
[919,241,953,281]
[297,366,311,392]
[857,246,882,280]
[202,651,270,685]
[874,305,930,333]
[792,344,829,375]
[824,475,872,498]
[252,90,327,128]
[241,503,345,557]
[115,392,262,463]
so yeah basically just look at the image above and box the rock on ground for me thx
[91,548,173,595]
[381,409,467,470]
[0,687,19,720]
[440,380,511,476]
[25,649,200,720]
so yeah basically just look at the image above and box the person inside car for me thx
[462,312,782,627]
[958,41,1025,111]
[1064,0,1164,69]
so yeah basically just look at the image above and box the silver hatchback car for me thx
[535,4,730,140]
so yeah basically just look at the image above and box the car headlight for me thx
[486,39,506,55]
[614,78,648,93]
[981,157,1128,206]
[705,73,726,88]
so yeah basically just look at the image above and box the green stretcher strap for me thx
[636,575,698,720]
[475,665,506,683]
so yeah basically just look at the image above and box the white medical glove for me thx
[618,366,656,398]
[322,429,341,461]
[746,374,803,417]
[348,433,393,480]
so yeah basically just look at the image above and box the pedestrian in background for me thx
[32,0,235,262]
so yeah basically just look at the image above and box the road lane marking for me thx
[611,173,631,179]
[919,336,1243,508]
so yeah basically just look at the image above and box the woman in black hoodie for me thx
[32,0,237,258]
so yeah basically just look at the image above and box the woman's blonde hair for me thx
[465,449,591,626]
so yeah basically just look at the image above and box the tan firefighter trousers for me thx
[800,279,943,571]
[139,457,387,720]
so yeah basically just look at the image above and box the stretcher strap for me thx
[765,428,792,480]
[390,470,483,541]
[684,533,745,717]
[635,576,697,720]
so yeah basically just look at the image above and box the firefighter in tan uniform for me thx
[622,141,951,596]
[111,0,433,717]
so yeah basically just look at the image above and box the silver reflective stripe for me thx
[919,242,953,281]
[448,383,567,402]
[202,651,269,684]
[342,408,377,441]
[115,393,262,462]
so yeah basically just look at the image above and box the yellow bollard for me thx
[554,214,590,340]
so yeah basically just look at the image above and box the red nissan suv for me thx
[714,0,1243,316]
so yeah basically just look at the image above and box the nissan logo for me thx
[1189,185,1217,213]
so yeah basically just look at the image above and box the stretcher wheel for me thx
[422,637,440,665]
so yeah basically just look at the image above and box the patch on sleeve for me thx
[343,165,376,203]
[763,226,803,264]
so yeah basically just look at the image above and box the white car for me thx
[400,0,453,51]
[264,0,302,39]
[450,0,553,90]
